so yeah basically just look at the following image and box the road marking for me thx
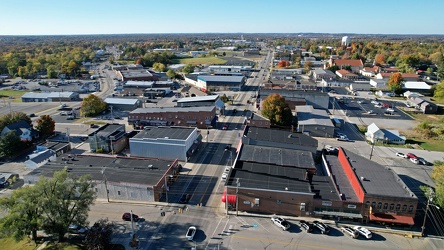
[231,235,339,250]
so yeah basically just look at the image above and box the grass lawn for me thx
[172,57,226,65]
[0,237,40,250]
[0,90,27,102]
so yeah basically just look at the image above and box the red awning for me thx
[221,189,236,204]
[370,213,415,225]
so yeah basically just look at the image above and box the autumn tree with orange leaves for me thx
[277,60,290,68]
[387,72,404,95]
[261,94,293,126]
[374,54,385,66]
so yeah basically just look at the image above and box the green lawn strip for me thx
[0,237,41,250]
[173,57,227,65]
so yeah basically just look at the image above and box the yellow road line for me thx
[231,235,339,250]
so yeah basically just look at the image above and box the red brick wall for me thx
[337,148,365,202]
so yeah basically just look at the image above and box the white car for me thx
[271,216,291,231]
[410,158,419,164]
[386,108,395,112]
[186,226,197,241]
[396,152,407,158]
[353,226,372,239]
[341,226,358,238]
[325,145,338,152]
[221,173,228,180]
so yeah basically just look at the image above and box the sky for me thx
[1,0,443,36]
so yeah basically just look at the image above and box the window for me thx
[117,191,121,196]
[372,202,376,208]
[396,204,401,211]
[402,205,407,212]
[390,203,394,210]
[377,202,382,209]
[409,205,413,212]
[365,201,370,208]
[383,203,388,209]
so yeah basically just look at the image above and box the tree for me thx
[0,186,43,244]
[303,61,313,73]
[0,130,24,158]
[166,69,176,79]
[152,62,166,72]
[387,72,404,95]
[35,115,55,138]
[431,162,444,207]
[277,60,290,68]
[0,112,32,133]
[220,94,229,103]
[261,94,293,126]
[84,218,114,250]
[374,54,385,65]
[37,169,96,242]
[433,81,444,99]
[81,94,107,117]
[182,64,195,74]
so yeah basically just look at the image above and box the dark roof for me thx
[259,89,329,98]
[26,155,174,186]
[91,124,125,138]
[30,150,56,163]
[244,127,318,148]
[342,149,416,199]
[131,106,215,114]
[311,175,341,201]
[239,145,315,169]
[250,113,269,121]
[5,121,31,130]
[133,126,195,140]
[325,155,360,202]
[227,161,313,194]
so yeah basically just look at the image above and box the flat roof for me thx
[244,127,318,148]
[22,92,50,98]
[133,126,195,140]
[325,155,360,202]
[311,175,341,200]
[93,124,124,137]
[239,145,315,169]
[120,70,154,78]
[47,92,77,98]
[228,161,313,194]
[259,89,329,98]
[104,98,139,105]
[197,75,244,83]
[177,95,219,103]
[130,106,215,114]
[343,149,416,199]
[296,105,334,127]
[26,155,174,186]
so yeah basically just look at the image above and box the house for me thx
[370,79,386,89]
[407,97,438,114]
[1,121,37,142]
[360,66,380,77]
[365,123,406,144]
[375,90,395,97]
[248,113,270,128]
[312,69,335,82]
[88,124,127,153]
[295,105,335,138]
[129,126,200,162]
[326,59,363,73]
[25,149,57,169]
[336,69,359,80]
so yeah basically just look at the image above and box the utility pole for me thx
[421,188,433,236]
[236,178,240,216]
[369,140,375,160]
[66,128,70,144]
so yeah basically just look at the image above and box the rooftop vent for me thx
[360,176,366,181]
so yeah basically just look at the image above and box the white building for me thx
[341,36,350,46]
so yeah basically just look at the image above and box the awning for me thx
[221,189,236,204]
[370,213,415,225]
[313,211,363,219]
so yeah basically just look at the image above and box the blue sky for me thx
[1,0,443,35]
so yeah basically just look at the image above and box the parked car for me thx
[406,153,418,159]
[222,125,228,130]
[28,113,36,118]
[325,145,338,154]
[69,224,88,234]
[271,216,291,231]
[386,108,394,112]
[221,173,228,181]
[186,226,197,241]
[299,220,313,232]
[66,115,75,120]
[396,152,407,158]
[341,226,359,238]
[353,226,372,239]
[122,212,139,222]
[410,157,419,164]
[312,221,330,234]
[419,158,430,166]
[336,136,349,141]
[367,110,374,114]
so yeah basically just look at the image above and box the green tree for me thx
[0,112,32,133]
[47,65,58,79]
[182,64,195,74]
[166,69,176,79]
[0,130,24,158]
[220,94,229,103]
[431,162,444,207]
[433,81,444,99]
[152,62,166,72]
[35,115,55,138]
[261,93,293,126]
[81,94,107,117]
[303,61,312,73]
[0,186,43,243]
[387,72,404,95]
[37,169,96,242]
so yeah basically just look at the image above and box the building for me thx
[179,86,208,98]
[336,69,359,80]
[312,69,336,82]
[129,126,200,162]
[323,149,417,225]
[407,97,438,114]
[365,123,406,145]
[402,81,432,93]
[208,65,252,75]
[196,75,245,91]
[88,124,127,154]
[21,92,80,102]
[128,106,216,129]
[326,59,363,73]
[104,98,141,111]
[349,82,371,91]
[370,79,386,89]
[360,66,380,77]
[1,121,37,142]
[258,89,330,110]
[376,73,419,82]
[242,126,318,155]
[341,36,350,46]
[248,113,270,128]
[24,155,181,202]
[295,105,335,138]
[25,149,57,170]
[116,69,160,81]
[177,95,225,115]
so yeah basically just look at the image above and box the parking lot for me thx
[337,98,413,120]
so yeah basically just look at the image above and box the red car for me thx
[222,125,228,130]
[122,212,139,222]
[406,153,418,159]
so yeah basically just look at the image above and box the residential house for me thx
[88,124,127,153]
[407,97,438,114]
[325,59,364,73]
[25,149,57,169]
[1,121,37,142]
[360,66,380,77]
[365,123,406,144]
[336,69,359,80]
